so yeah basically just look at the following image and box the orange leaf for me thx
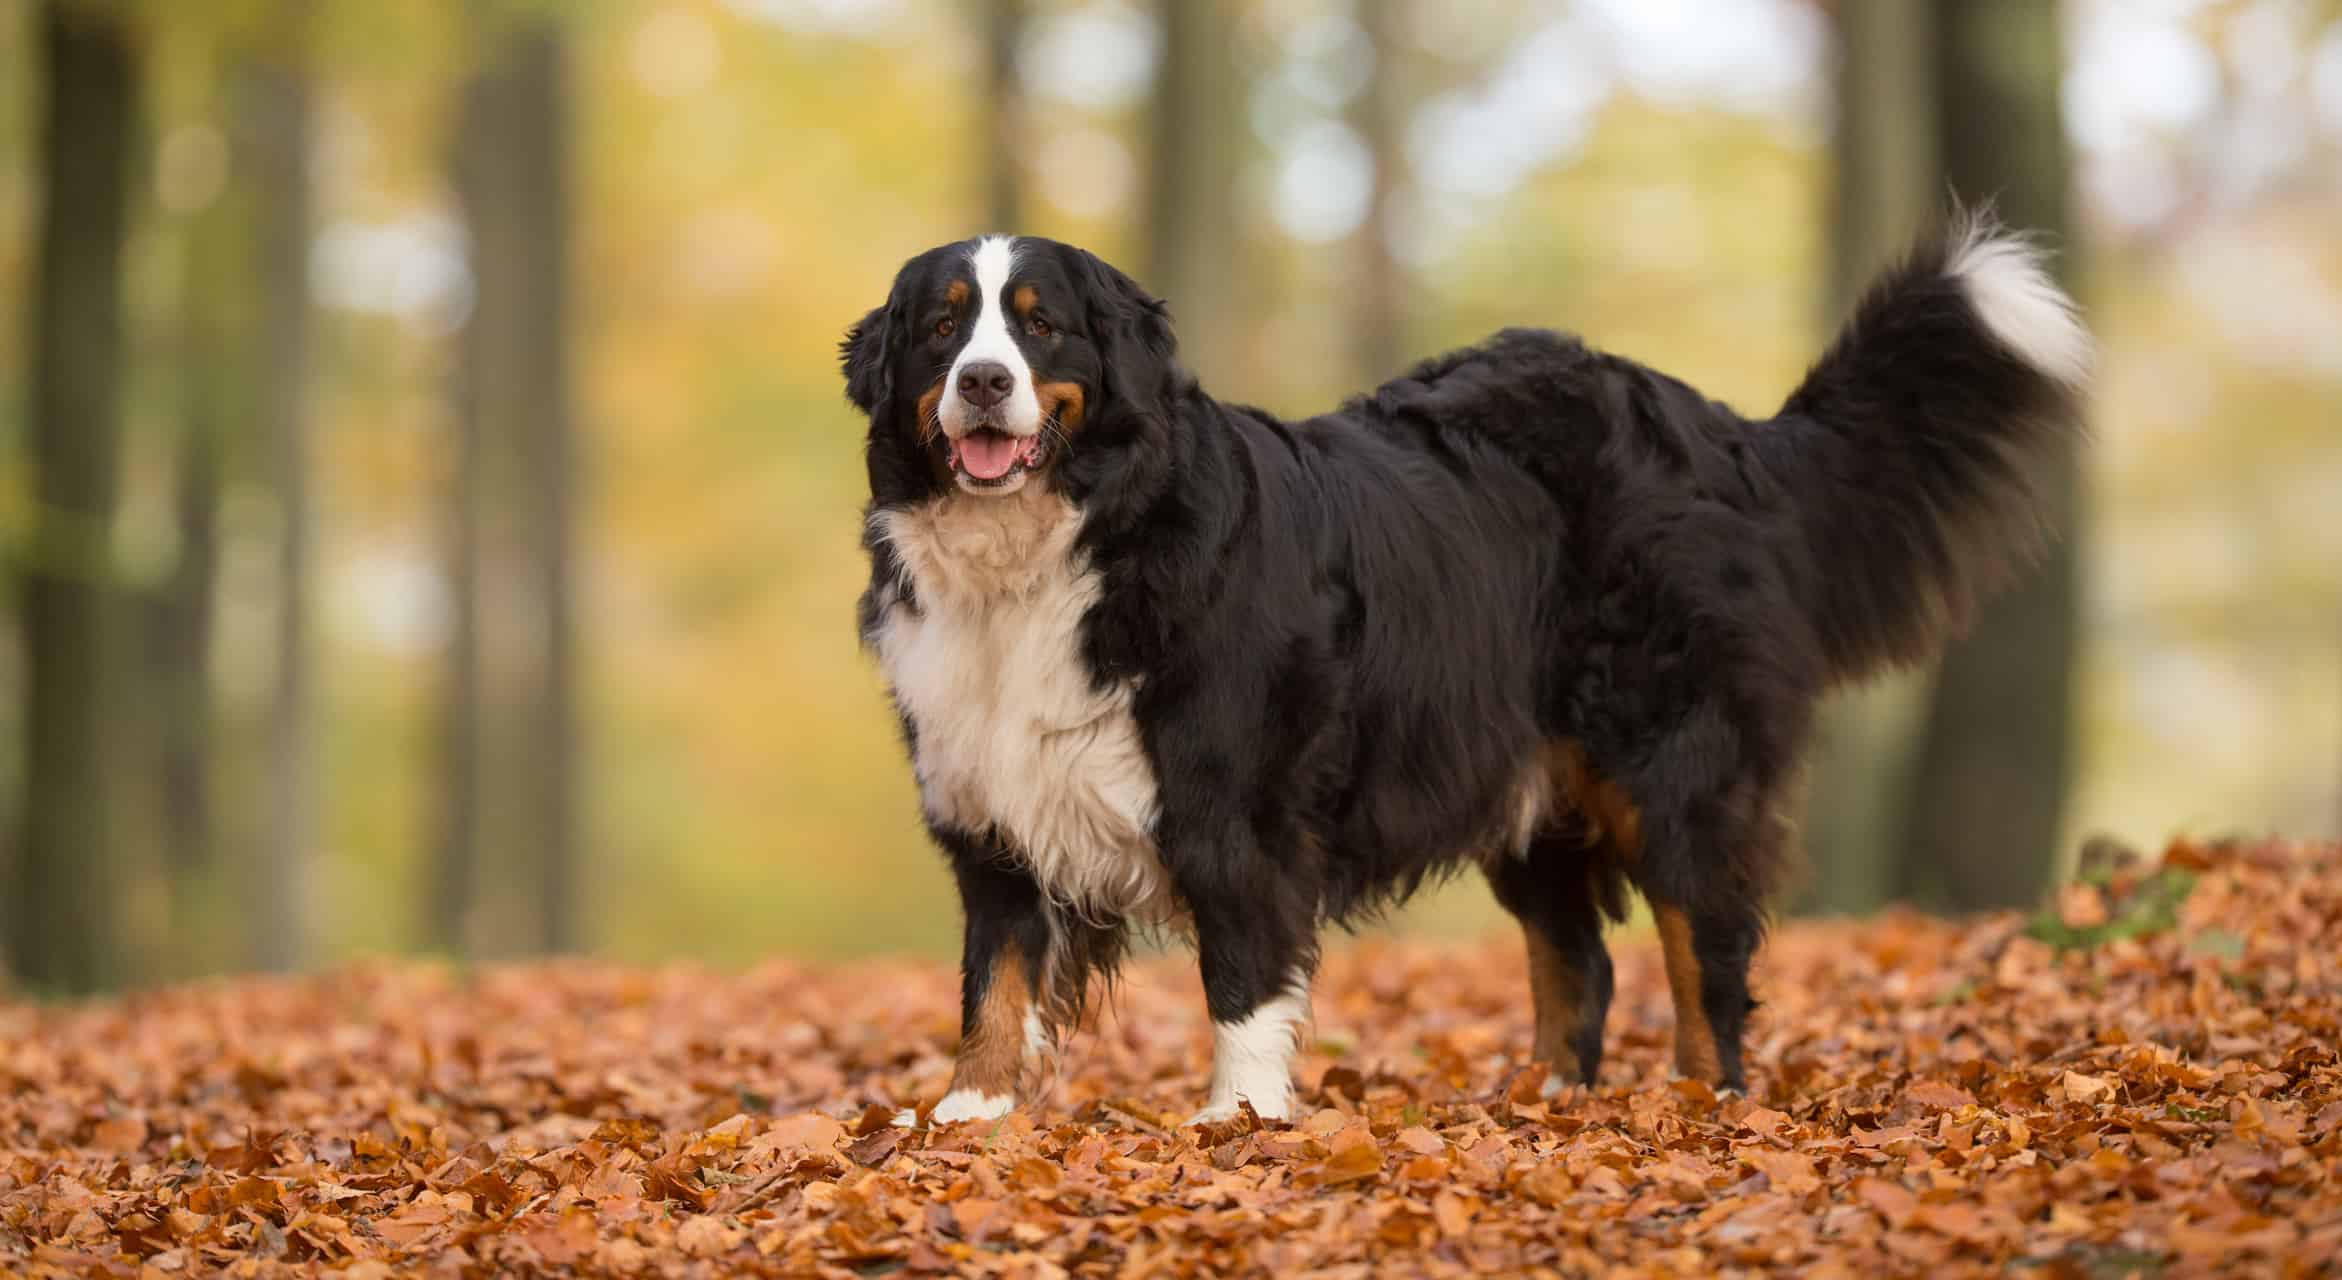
[1316,1140,1383,1185]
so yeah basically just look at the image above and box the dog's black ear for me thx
[1077,251,1181,423]
[840,298,899,416]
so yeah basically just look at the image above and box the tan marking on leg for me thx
[1524,929,1591,1084]
[1654,905,1721,1083]
[948,947,1034,1099]
[1034,380,1085,432]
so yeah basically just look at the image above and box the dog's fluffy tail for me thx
[1755,212,2090,685]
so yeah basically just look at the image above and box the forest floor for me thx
[2,838,2337,1277]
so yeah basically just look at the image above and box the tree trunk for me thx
[1793,0,1936,914]
[151,225,230,886]
[1351,0,1408,386]
[523,26,581,957]
[432,246,483,958]
[1897,0,2080,911]
[10,2,137,994]
[1825,0,1937,318]
[246,42,316,973]
[445,18,581,957]
[1145,0,1246,387]
[983,0,1024,233]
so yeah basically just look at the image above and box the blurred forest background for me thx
[2,0,2338,995]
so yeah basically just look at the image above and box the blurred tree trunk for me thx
[982,0,1024,232]
[1351,0,1408,385]
[1896,0,2080,911]
[9,2,137,994]
[247,35,316,973]
[1145,0,1246,387]
[1793,0,1936,915]
[146,122,253,976]
[151,219,232,887]
[444,18,581,958]
[432,246,482,959]
[525,25,582,958]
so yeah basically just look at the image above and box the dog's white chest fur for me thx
[871,491,1171,919]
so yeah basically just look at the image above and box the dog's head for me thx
[842,236,1178,499]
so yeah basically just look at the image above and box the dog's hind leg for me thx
[1485,839,1618,1094]
[1647,895,1761,1092]
[1639,800,1779,1090]
[1614,707,1788,1095]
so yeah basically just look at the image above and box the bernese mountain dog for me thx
[843,217,2088,1126]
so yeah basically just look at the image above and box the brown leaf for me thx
[763,1112,846,1151]
[92,1114,147,1153]
[1316,1140,1382,1185]
[1905,1080,1975,1111]
[844,1127,902,1167]
[2056,883,2110,929]
[2061,1071,2115,1104]
[1739,1148,1821,1196]
[1432,1190,1474,1237]
[1318,1065,1365,1102]
[1396,1153,1448,1180]
[1518,1163,1573,1207]
[949,1197,1000,1241]
[676,1214,746,1258]
[1394,1125,1444,1156]
[1853,1177,1917,1227]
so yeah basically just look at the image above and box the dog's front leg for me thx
[1177,858,1318,1125]
[902,839,1059,1126]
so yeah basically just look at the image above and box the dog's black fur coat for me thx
[845,221,2084,1103]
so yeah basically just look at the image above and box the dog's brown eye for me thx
[935,317,956,338]
[1030,316,1052,337]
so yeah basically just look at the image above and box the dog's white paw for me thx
[1184,1089,1294,1127]
[928,1089,1014,1126]
[1183,1101,1244,1127]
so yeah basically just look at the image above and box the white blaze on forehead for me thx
[941,235,1045,439]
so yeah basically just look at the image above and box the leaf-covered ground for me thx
[4,840,2338,1277]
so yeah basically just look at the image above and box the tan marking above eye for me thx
[946,280,970,307]
[1012,284,1038,315]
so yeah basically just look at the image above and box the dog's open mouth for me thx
[947,427,1049,488]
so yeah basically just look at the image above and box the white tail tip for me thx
[1948,221,2092,389]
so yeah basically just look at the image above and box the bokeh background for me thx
[2,0,2337,994]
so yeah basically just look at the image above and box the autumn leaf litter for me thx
[3,838,2338,1276]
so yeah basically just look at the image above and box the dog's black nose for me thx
[957,360,1016,409]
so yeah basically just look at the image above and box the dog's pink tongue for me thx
[957,431,1021,480]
